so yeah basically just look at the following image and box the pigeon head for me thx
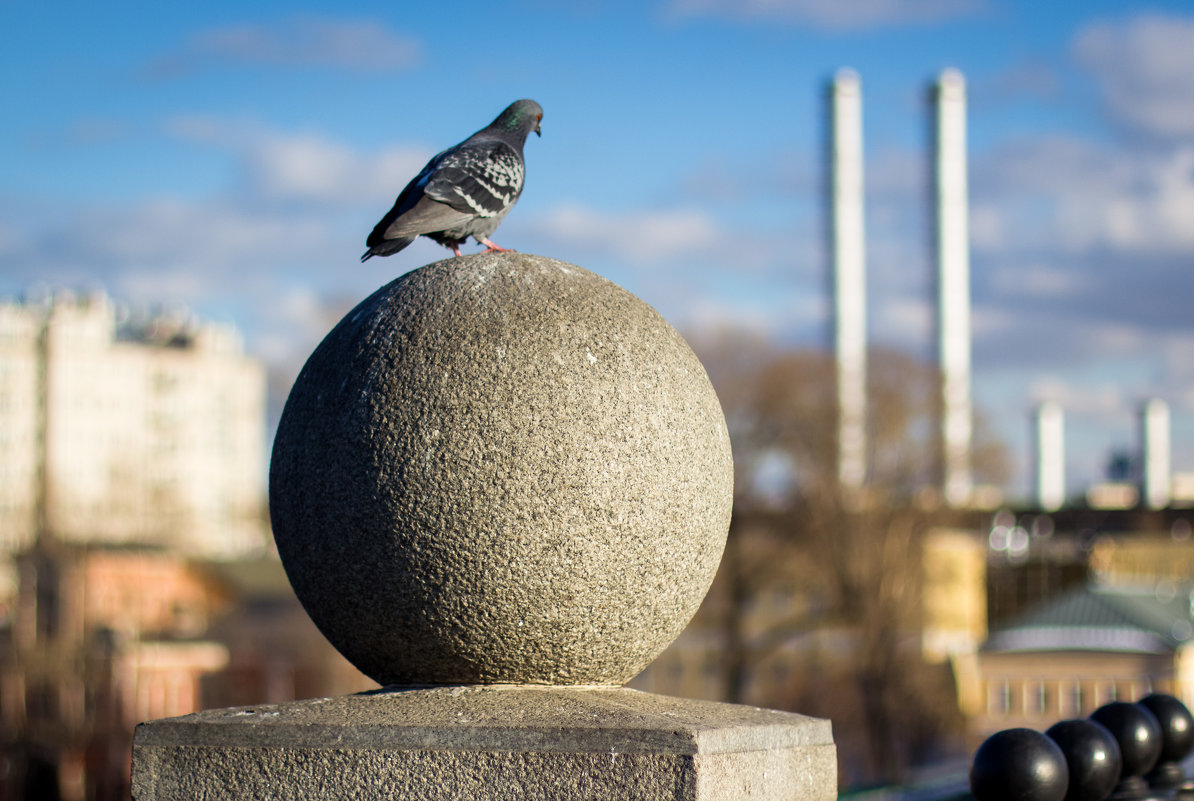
[491,99,543,140]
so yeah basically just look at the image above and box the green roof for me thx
[983,582,1194,654]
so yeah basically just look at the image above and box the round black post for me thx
[1047,719,1123,801]
[1136,694,1194,799]
[970,728,1069,801]
[1090,702,1163,801]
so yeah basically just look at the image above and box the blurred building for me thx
[967,582,1194,740]
[0,541,375,801]
[0,289,282,799]
[200,558,377,710]
[636,503,1194,784]
[0,290,268,570]
[0,542,232,800]
[919,528,988,663]
[954,509,1194,747]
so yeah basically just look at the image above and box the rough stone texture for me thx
[269,253,734,686]
[131,686,837,800]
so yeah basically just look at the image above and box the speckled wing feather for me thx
[423,141,525,220]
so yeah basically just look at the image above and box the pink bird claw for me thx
[478,239,511,254]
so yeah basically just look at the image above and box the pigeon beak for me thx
[535,116,542,137]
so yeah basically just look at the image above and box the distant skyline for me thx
[4,1,1194,499]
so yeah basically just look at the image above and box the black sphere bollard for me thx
[1089,702,1163,800]
[1046,719,1123,801]
[1137,694,1194,797]
[971,728,1069,801]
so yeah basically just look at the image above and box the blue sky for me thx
[4,0,1194,500]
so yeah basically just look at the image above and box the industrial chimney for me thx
[1033,401,1065,512]
[1140,398,1171,510]
[930,68,973,507]
[828,68,867,492]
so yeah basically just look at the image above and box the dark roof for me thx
[983,582,1194,654]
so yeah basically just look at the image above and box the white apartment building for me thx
[0,290,267,561]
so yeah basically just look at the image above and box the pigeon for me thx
[361,99,543,261]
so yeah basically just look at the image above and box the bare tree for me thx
[688,332,1006,785]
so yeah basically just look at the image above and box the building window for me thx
[1024,681,1046,716]
[1100,682,1118,706]
[987,681,1011,716]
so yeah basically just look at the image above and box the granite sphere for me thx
[269,253,734,686]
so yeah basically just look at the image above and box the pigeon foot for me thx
[478,238,511,254]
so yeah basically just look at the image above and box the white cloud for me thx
[165,116,431,206]
[254,286,356,367]
[864,147,923,200]
[680,295,813,341]
[664,0,983,29]
[1074,14,1194,140]
[146,16,422,77]
[248,133,429,205]
[526,203,731,265]
[38,197,338,303]
[1165,340,1194,386]
[987,263,1078,299]
[972,136,1194,256]
[872,296,932,352]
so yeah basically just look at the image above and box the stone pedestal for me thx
[133,686,835,801]
[131,253,836,799]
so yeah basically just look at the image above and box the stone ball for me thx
[269,253,734,686]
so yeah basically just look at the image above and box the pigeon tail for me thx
[361,235,416,262]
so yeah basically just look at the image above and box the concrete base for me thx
[132,685,836,800]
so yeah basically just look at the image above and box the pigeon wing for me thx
[424,141,525,219]
[376,193,478,240]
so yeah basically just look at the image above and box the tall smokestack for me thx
[1034,401,1065,512]
[1140,398,1171,509]
[828,68,867,492]
[930,68,973,507]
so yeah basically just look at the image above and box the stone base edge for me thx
[131,686,837,801]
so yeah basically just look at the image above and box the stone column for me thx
[131,253,836,800]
